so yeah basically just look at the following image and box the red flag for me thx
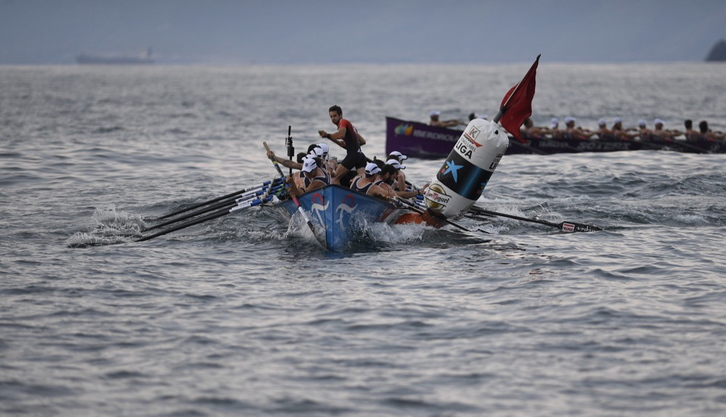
[498,54,540,143]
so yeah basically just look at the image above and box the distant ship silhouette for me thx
[705,39,726,62]
[76,47,154,65]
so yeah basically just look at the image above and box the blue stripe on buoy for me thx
[436,151,494,201]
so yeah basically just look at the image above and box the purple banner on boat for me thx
[385,116,722,158]
[385,117,460,158]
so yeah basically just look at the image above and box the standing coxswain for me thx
[318,105,368,185]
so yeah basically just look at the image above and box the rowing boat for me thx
[136,56,602,250]
[273,184,410,252]
[386,116,725,158]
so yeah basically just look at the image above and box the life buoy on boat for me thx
[423,118,509,219]
[394,210,447,228]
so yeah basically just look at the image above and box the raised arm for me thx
[267,149,302,170]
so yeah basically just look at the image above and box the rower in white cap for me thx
[386,151,410,192]
[429,110,465,128]
[611,117,637,141]
[638,119,652,141]
[563,116,594,140]
[300,157,330,193]
[651,118,680,142]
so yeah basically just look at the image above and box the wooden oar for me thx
[262,141,326,248]
[144,201,237,232]
[287,180,326,248]
[509,138,550,155]
[636,140,671,152]
[263,142,286,178]
[669,140,709,154]
[136,197,270,242]
[156,177,282,220]
[234,184,283,203]
[143,184,282,232]
[468,205,602,233]
[636,138,708,154]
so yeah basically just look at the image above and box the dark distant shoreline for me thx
[76,47,153,65]
[75,54,154,65]
[705,39,726,62]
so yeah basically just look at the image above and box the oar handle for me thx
[263,142,286,178]
[234,184,283,203]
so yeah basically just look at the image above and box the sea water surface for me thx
[1,63,726,416]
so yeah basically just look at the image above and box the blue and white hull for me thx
[276,185,407,251]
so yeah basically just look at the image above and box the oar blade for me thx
[560,222,603,233]
[290,190,327,248]
[468,205,602,233]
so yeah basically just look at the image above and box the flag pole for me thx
[492,54,541,124]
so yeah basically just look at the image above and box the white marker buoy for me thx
[423,118,509,219]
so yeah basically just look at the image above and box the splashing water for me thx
[66,206,145,247]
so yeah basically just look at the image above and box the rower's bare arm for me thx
[396,183,428,199]
[269,150,302,169]
[319,128,347,148]
[280,159,302,170]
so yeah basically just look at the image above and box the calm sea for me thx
[1,63,726,416]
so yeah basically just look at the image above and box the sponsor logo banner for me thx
[424,182,452,211]
[393,123,460,143]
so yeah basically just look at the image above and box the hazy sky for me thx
[1,0,725,65]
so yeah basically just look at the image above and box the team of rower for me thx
[428,109,724,142]
[267,104,427,198]
[521,117,725,142]
[267,143,426,198]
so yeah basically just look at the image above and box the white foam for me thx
[66,206,145,247]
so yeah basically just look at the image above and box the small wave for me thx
[278,212,476,253]
[364,222,427,245]
[673,213,711,226]
[93,126,124,134]
[0,173,45,186]
[66,206,145,248]
[164,127,189,135]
